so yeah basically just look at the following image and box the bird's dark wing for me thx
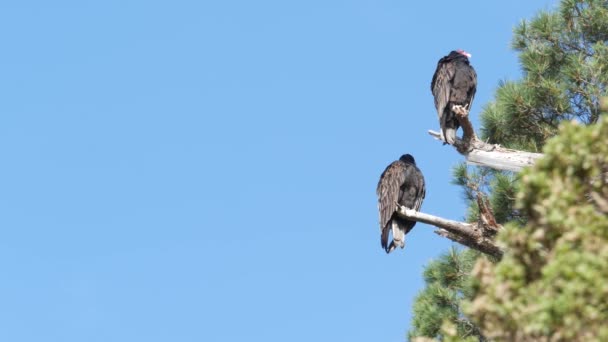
[377,161,407,231]
[431,58,455,119]
[412,166,426,212]
[451,61,477,108]
[398,163,426,211]
[465,65,477,110]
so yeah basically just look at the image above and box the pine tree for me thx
[408,0,608,340]
[476,0,608,232]
[408,248,485,342]
[467,118,608,341]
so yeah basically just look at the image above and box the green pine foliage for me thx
[458,0,608,242]
[408,248,485,342]
[408,1,608,341]
[483,0,608,151]
[451,165,520,225]
[477,0,608,226]
[467,119,608,341]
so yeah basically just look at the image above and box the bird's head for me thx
[399,154,416,165]
[455,49,472,59]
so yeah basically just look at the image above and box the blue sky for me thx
[1,1,555,341]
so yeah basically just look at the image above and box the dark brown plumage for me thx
[376,154,426,253]
[431,50,477,145]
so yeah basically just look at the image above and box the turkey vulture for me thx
[376,154,426,253]
[431,50,477,145]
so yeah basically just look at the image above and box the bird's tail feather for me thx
[382,220,411,254]
[382,220,405,254]
[391,220,405,252]
[381,224,390,252]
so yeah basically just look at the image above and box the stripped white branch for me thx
[429,105,544,172]
[396,205,503,258]
[428,131,543,172]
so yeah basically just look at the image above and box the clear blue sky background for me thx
[1,1,555,341]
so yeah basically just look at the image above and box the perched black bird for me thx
[431,50,477,145]
[376,154,426,253]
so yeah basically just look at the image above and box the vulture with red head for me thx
[431,50,477,145]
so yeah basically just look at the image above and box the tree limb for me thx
[429,105,544,172]
[396,205,504,259]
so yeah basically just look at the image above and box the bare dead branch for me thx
[452,104,478,153]
[396,205,504,259]
[428,106,544,172]
[434,229,487,252]
[477,194,500,236]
